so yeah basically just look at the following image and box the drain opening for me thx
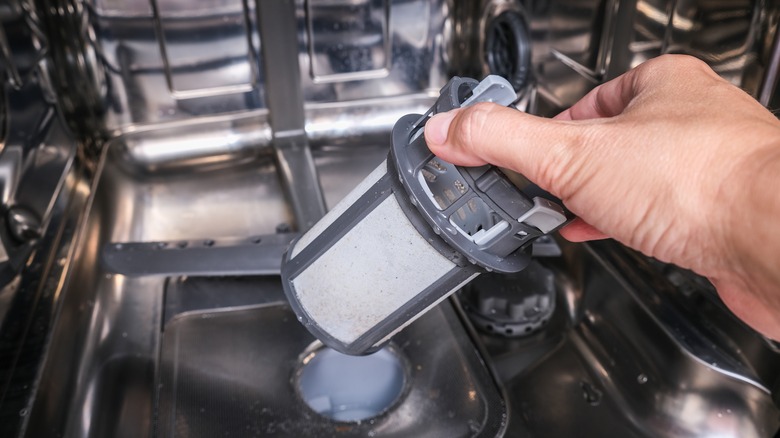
[295,345,407,422]
[485,10,531,90]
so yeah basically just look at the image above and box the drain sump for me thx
[295,343,407,422]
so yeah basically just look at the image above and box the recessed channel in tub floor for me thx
[295,345,407,422]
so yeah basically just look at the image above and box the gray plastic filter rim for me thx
[292,341,410,423]
[389,113,533,273]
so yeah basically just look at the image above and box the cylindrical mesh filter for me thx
[282,76,570,355]
[283,159,480,354]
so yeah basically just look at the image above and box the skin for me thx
[424,54,780,340]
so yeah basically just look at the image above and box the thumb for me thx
[424,102,591,199]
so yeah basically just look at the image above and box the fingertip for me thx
[553,108,574,121]
[559,218,609,242]
[424,111,456,146]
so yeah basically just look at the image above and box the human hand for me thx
[424,55,780,340]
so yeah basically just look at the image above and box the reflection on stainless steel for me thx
[155,0,259,97]
[759,24,780,106]
[305,94,435,148]
[44,0,450,136]
[0,7,86,435]
[1,0,779,437]
[157,300,506,437]
[549,0,611,73]
[306,0,390,82]
[0,95,86,438]
[528,0,780,113]
[81,0,264,129]
[41,0,107,143]
[110,98,435,175]
[298,0,450,104]
[112,112,272,173]
[0,148,22,207]
[23,139,389,438]
[27,158,279,438]
[0,0,49,89]
[488,239,780,438]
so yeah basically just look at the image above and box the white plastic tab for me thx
[517,197,567,234]
[461,75,517,107]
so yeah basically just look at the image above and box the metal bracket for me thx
[257,0,327,232]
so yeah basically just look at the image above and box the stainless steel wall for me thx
[525,0,780,113]
[30,0,780,147]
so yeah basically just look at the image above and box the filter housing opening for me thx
[449,197,507,245]
[295,344,408,422]
[417,156,510,246]
[418,157,468,210]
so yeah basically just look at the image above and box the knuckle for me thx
[643,54,712,77]
[541,124,600,199]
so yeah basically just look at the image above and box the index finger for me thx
[554,67,638,121]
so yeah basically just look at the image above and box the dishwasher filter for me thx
[281,75,570,355]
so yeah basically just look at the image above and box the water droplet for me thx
[717,412,722,418]
[637,374,648,384]
[19,408,27,416]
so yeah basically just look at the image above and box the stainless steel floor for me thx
[27,137,391,437]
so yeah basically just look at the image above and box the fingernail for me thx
[425,112,456,146]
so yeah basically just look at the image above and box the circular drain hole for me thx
[485,10,531,90]
[295,345,407,422]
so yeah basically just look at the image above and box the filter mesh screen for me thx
[292,160,388,258]
[292,195,456,344]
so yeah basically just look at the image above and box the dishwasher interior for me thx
[1,0,780,437]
